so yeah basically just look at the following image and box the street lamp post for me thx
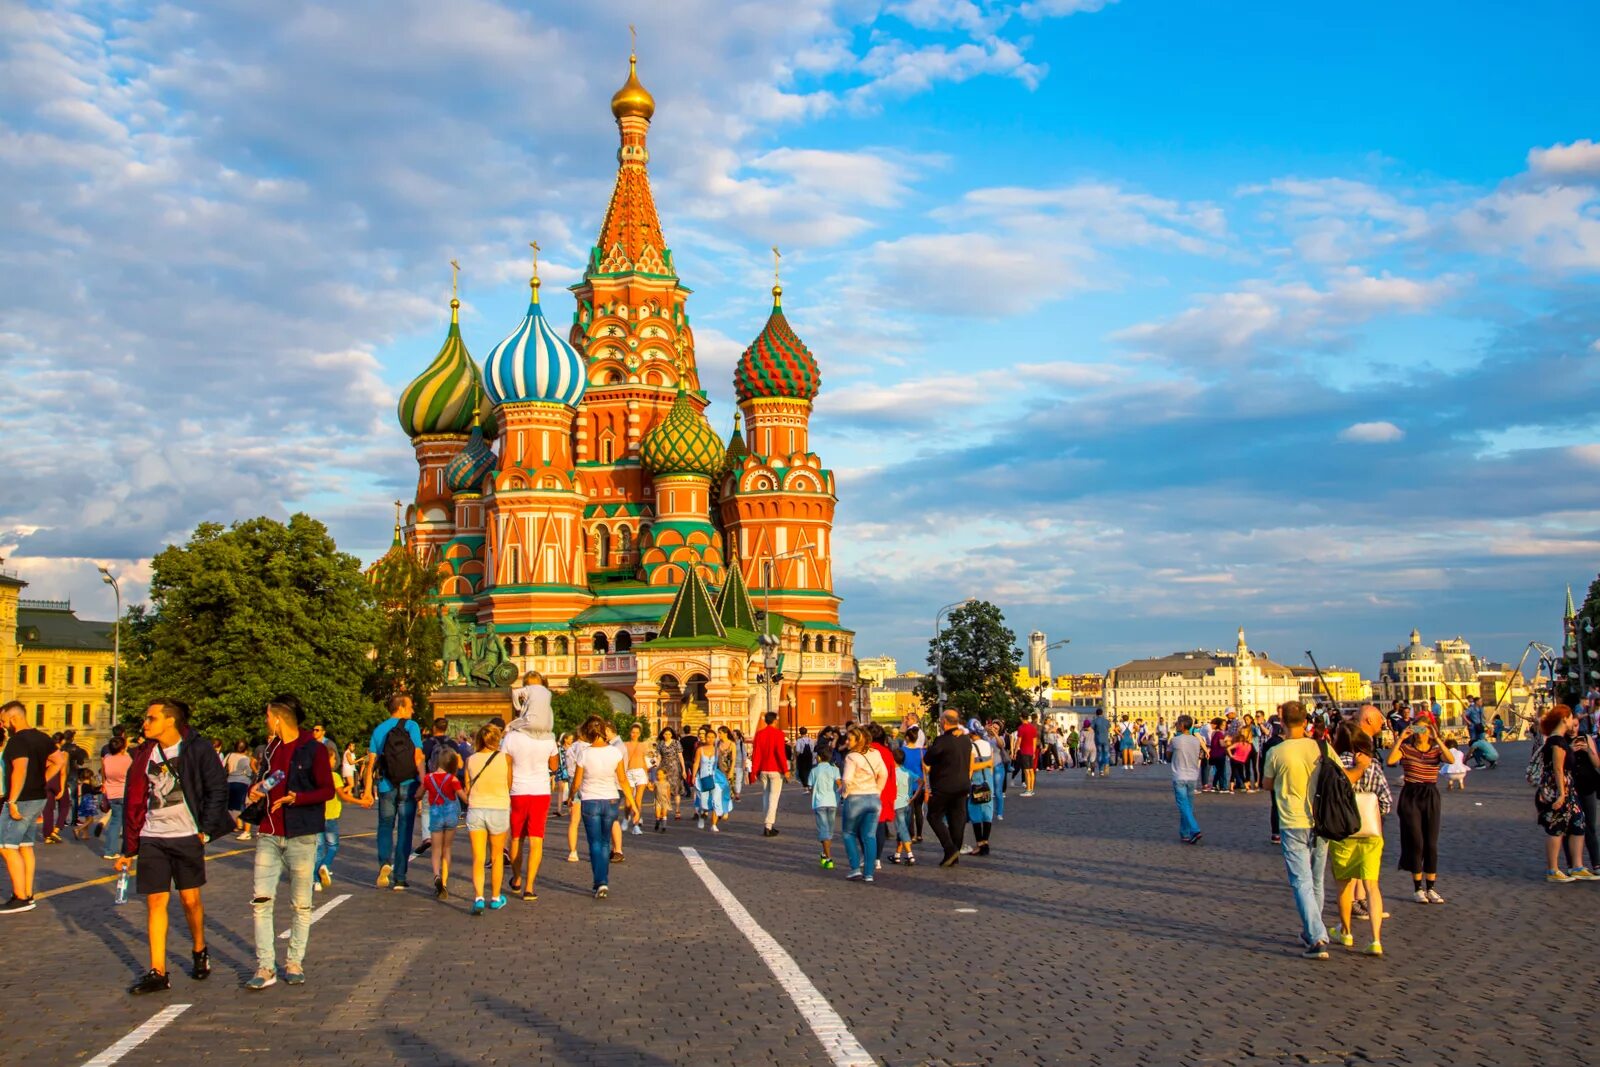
[932,598,976,715]
[757,551,806,736]
[98,566,121,730]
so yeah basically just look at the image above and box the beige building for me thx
[1291,666,1373,706]
[1375,629,1482,727]
[1104,628,1300,722]
[857,656,898,687]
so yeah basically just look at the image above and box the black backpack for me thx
[1308,738,1360,842]
[380,722,419,785]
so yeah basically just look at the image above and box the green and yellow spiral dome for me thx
[641,389,725,478]
[397,299,492,438]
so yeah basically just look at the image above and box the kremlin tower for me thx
[393,48,855,733]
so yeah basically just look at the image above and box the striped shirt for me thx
[1398,742,1444,784]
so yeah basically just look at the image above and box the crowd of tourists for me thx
[0,681,1591,993]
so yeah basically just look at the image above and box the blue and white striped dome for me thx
[484,278,587,408]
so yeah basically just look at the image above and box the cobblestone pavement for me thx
[3,742,1587,1066]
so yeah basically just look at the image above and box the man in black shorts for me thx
[115,698,232,995]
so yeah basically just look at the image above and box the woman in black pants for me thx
[1387,714,1447,904]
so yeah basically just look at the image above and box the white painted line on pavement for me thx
[954,907,978,913]
[680,847,876,1067]
[280,892,351,938]
[81,1004,191,1066]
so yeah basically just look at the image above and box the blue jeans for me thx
[994,772,1006,819]
[1096,746,1110,773]
[314,817,341,873]
[1173,781,1200,839]
[814,806,836,841]
[840,795,881,874]
[376,782,418,883]
[581,799,619,890]
[1279,827,1329,947]
[253,834,317,971]
[103,798,125,858]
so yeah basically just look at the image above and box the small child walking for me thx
[72,769,102,840]
[809,741,840,870]
[1441,737,1469,791]
[423,749,464,899]
[315,765,372,891]
[891,749,914,865]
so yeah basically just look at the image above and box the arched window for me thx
[644,631,658,642]
[618,527,632,559]
[827,636,837,653]
[593,632,610,654]
[555,636,569,655]
[616,631,633,653]
[596,526,611,567]
[503,637,514,655]
[534,636,548,656]
[601,435,616,461]
[801,635,812,652]
[517,637,528,656]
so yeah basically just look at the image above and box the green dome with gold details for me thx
[641,389,725,479]
[398,299,495,438]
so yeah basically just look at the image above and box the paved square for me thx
[5,742,1583,1066]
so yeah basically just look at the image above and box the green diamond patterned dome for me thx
[641,389,725,478]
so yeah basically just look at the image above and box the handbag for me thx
[1352,791,1381,838]
[697,774,716,793]
[969,780,993,805]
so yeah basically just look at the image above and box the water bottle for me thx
[259,770,285,793]
[114,870,129,905]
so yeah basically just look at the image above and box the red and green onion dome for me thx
[733,285,820,403]
[397,298,491,438]
[641,388,725,479]
[445,422,495,493]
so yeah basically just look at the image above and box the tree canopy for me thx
[119,515,384,746]
[367,545,444,715]
[552,676,644,738]
[916,599,1033,726]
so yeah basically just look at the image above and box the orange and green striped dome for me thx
[397,299,493,438]
[641,389,725,478]
[734,286,819,403]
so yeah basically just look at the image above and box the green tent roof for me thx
[659,567,725,642]
[715,563,758,633]
[572,604,669,626]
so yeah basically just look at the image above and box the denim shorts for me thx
[813,806,836,841]
[428,800,461,834]
[0,799,47,848]
[464,805,509,835]
[894,807,912,843]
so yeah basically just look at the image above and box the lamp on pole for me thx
[933,597,976,715]
[97,565,121,730]
[757,550,807,736]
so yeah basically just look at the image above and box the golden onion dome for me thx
[611,54,655,121]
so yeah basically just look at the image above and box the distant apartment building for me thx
[1104,628,1299,722]
[1291,666,1373,706]
[14,598,117,751]
[857,656,898,687]
[1375,629,1485,726]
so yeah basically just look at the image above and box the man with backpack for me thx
[1262,701,1332,959]
[363,694,424,891]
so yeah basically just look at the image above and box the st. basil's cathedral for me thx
[392,52,857,733]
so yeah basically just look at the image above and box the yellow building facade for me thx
[1291,666,1373,705]
[0,566,23,706]
[14,600,116,751]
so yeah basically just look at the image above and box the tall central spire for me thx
[591,47,671,278]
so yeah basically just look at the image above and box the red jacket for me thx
[750,725,789,778]
[871,742,897,822]
[122,728,232,857]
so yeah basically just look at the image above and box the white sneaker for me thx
[711,824,720,833]
[631,824,642,836]
[875,859,882,870]
[1425,888,1445,904]
[1411,889,1429,904]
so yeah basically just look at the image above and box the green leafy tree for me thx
[916,599,1033,726]
[552,676,644,738]
[1569,573,1600,703]
[119,515,383,747]
[367,547,443,716]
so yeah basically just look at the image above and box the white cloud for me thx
[1114,270,1457,366]
[1527,139,1600,181]
[1242,176,1431,265]
[1339,420,1404,444]
[859,180,1227,316]
[1452,185,1600,271]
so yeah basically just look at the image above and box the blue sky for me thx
[2,0,1598,679]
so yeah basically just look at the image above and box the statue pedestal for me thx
[429,687,513,739]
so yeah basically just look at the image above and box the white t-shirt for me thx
[144,740,199,839]
[578,743,626,801]
[501,732,557,796]
[1441,747,1469,776]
